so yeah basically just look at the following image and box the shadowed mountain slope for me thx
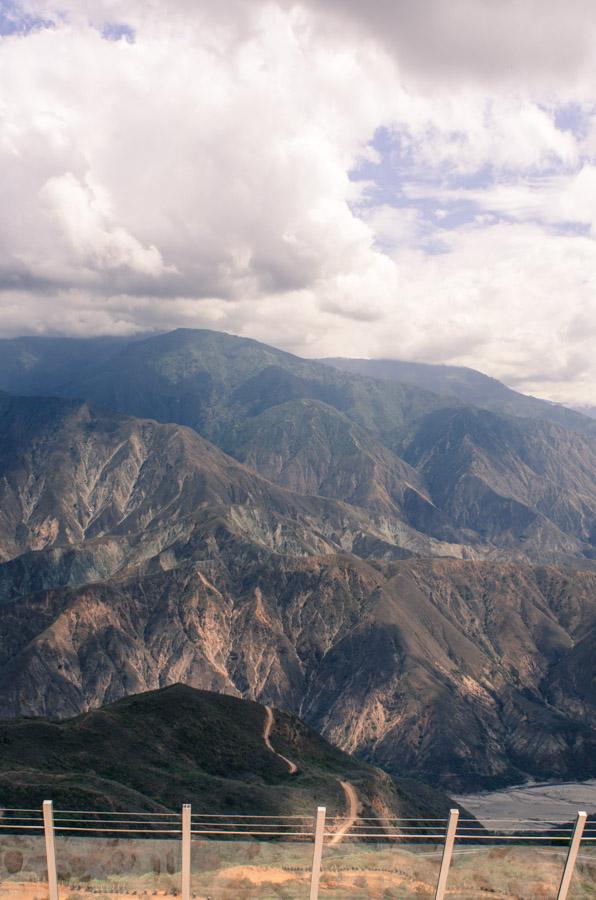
[0,683,459,820]
[0,335,130,396]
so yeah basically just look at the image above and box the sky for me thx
[1,0,596,405]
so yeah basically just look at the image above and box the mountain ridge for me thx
[320,355,596,437]
[33,327,596,563]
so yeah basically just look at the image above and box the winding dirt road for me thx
[329,779,359,845]
[263,705,298,774]
[261,707,359,843]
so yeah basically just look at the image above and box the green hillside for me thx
[0,684,459,821]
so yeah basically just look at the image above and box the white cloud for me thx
[0,5,397,303]
[384,223,596,404]
[40,172,167,276]
[1,0,596,404]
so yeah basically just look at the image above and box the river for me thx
[454,780,596,829]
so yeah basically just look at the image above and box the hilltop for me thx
[0,684,458,821]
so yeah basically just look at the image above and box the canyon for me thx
[0,329,595,791]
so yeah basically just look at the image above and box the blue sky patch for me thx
[0,0,53,35]
[101,22,135,43]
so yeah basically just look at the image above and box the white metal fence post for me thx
[309,806,326,900]
[42,800,59,900]
[557,810,587,900]
[181,803,191,900]
[435,808,459,900]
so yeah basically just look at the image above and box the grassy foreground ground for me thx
[1,834,595,899]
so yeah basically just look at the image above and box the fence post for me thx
[309,806,326,900]
[181,803,191,900]
[435,808,459,900]
[42,800,59,900]
[557,810,587,900]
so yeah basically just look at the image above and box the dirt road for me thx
[329,779,359,845]
[263,705,298,774]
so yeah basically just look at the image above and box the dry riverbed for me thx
[454,780,596,829]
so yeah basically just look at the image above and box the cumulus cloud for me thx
[1,0,596,404]
[40,172,167,276]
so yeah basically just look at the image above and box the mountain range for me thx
[0,328,595,791]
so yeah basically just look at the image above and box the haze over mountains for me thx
[0,328,595,791]
[321,356,596,437]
